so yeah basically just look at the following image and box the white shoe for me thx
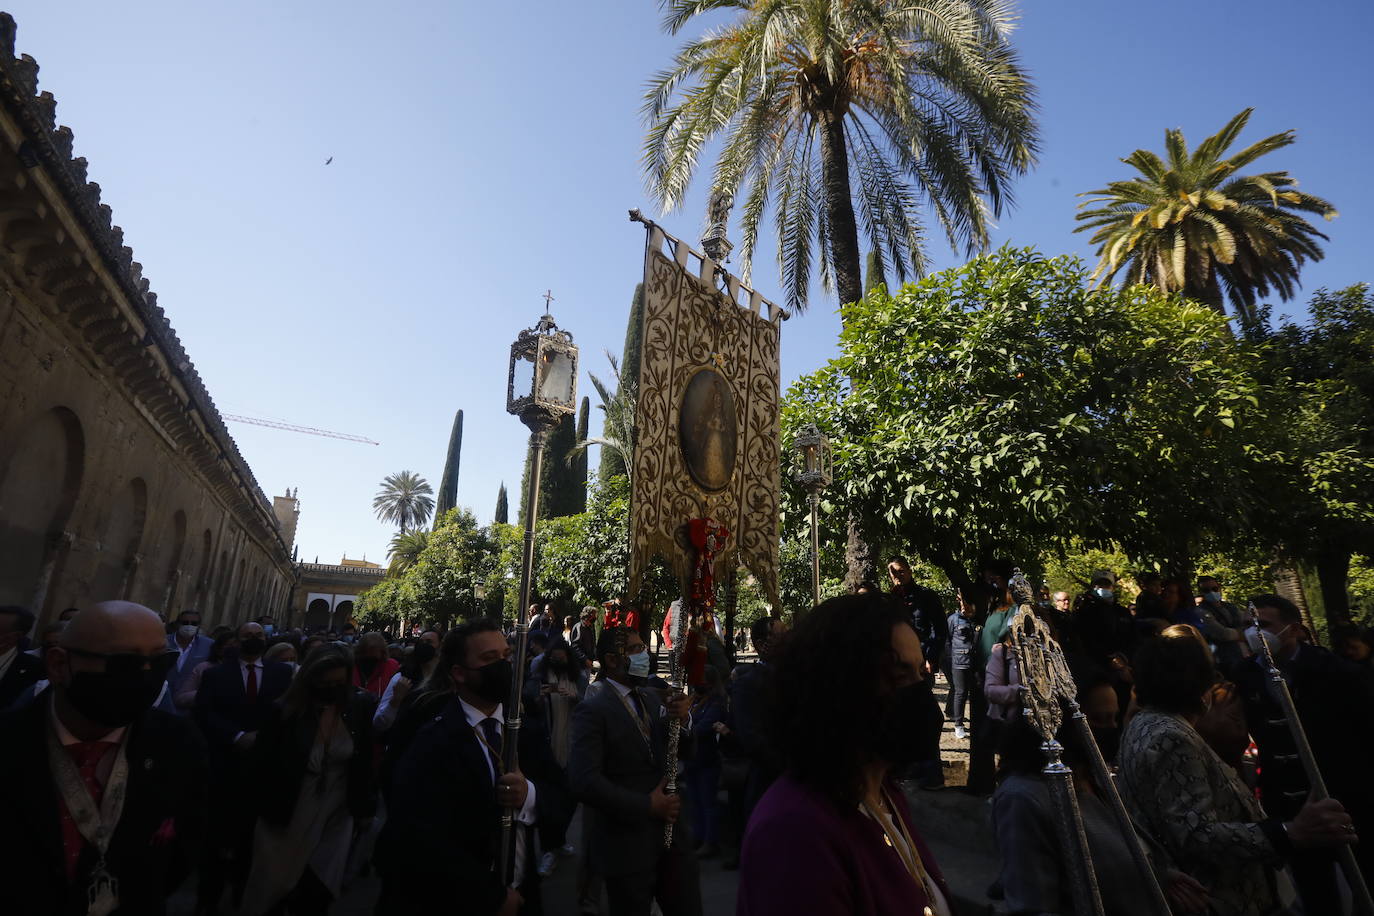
[537,851,556,877]
[954,725,967,740]
[557,843,576,857]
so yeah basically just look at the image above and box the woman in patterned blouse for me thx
[1119,625,1355,915]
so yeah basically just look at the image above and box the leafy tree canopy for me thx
[785,246,1267,588]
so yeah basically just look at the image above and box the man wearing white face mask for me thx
[1235,593,1374,914]
[1195,575,1249,675]
[163,610,213,716]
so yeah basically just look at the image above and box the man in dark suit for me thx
[0,605,43,709]
[376,618,571,916]
[1235,593,1374,914]
[723,615,787,868]
[0,600,207,915]
[569,625,700,916]
[193,620,292,914]
[163,609,212,716]
[570,606,598,673]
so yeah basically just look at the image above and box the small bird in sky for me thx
[325,156,333,165]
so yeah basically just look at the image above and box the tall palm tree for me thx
[387,529,429,576]
[373,470,435,534]
[644,0,1038,312]
[1075,108,1337,324]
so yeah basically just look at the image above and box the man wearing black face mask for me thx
[376,619,571,916]
[0,600,208,916]
[193,621,292,914]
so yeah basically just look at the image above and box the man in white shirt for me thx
[375,619,572,916]
[163,609,212,715]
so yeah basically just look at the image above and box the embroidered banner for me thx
[627,221,784,610]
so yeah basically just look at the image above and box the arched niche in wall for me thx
[306,597,331,630]
[163,510,188,613]
[91,477,148,601]
[194,530,213,603]
[333,600,355,628]
[0,406,85,610]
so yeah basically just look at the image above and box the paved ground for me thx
[172,664,1001,915]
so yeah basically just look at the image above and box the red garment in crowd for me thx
[352,657,400,697]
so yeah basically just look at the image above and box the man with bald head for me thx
[0,600,207,915]
[193,619,292,913]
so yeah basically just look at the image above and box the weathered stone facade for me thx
[0,14,294,626]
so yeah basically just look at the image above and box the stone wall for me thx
[0,14,293,627]
[290,563,386,629]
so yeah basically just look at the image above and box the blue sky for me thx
[12,0,1371,566]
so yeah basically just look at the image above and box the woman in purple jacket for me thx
[736,594,954,916]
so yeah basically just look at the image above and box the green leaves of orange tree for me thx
[783,246,1266,584]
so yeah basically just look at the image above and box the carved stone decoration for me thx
[628,220,785,610]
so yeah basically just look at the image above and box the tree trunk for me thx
[1314,547,1353,629]
[818,109,863,311]
[819,107,871,588]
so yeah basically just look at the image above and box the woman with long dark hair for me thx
[240,645,377,915]
[737,594,952,915]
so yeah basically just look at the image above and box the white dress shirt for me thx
[457,698,538,887]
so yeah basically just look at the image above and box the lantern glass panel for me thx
[537,345,575,407]
[510,349,536,406]
[802,442,819,475]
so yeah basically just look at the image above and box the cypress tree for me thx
[864,250,887,296]
[571,396,590,513]
[520,410,577,525]
[599,282,645,481]
[494,483,509,525]
[434,409,464,526]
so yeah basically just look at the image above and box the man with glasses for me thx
[0,600,207,915]
[164,609,213,716]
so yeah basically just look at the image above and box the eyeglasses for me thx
[66,647,178,678]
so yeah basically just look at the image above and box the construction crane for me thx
[223,414,380,445]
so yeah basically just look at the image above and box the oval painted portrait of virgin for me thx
[678,368,737,492]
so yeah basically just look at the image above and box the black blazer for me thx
[374,696,572,916]
[193,659,293,754]
[567,681,694,878]
[0,650,43,710]
[0,698,208,916]
[250,687,378,826]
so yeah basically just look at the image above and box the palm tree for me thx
[373,470,435,533]
[568,353,637,487]
[644,0,1038,312]
[387,529,429,576]
[1075,108,1337,324]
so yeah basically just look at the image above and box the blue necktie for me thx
[480,717,502,783]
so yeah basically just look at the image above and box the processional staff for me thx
[1007,571,1172,916]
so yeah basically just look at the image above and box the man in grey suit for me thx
[568,625,701,916]
[164,608,213,715]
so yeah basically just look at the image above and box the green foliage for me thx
[575,354,637,489]
[494,483,509,525]
[372,470,435,534]
[785,246,1266,587]
[402,508,502,628]
[434,410,464,525]
[571,397,590,514]
[355,577,405,633]
[1076,108,1337,323]
[644,0,1038,312]
[386,529,430,577]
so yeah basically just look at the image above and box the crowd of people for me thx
[0,563,1371,916]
